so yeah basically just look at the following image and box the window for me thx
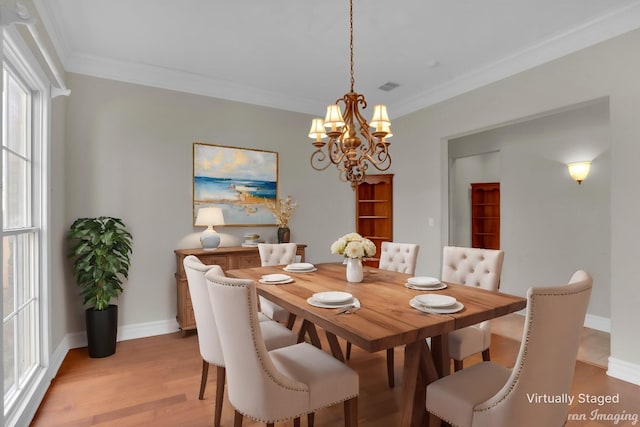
[2,29,49,425]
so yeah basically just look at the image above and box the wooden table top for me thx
[226,262,527,353]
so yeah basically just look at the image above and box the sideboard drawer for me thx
[237,254,261,269]
[196,254,230,270]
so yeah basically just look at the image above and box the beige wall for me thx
[392,30,640,371]
[62,73,353,333]
[56,27,640,380]
[448,100,611,320]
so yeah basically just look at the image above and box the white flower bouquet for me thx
[330,232,377,259]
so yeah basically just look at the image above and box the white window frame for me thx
[2,24,51,427]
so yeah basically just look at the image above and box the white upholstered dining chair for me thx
[183,256,297,427]
[205,271,359,427]
[441,246,504,371]
[346,241,420,388]
[257,243,297,328]
[426,270,592,427]
[378,241,420,274]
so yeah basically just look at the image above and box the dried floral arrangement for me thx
[263,195,297,227]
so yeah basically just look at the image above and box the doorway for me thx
[449,152,501,247]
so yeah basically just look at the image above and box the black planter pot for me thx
[85,305,118,358]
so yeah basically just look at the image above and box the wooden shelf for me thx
[356,174,393,268]
[471,182,500,249]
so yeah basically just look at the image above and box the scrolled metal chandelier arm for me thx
[307,0,393,189]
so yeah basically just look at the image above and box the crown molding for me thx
[65,52,321,115]
[390,0,640,117]
[35,0,640,118]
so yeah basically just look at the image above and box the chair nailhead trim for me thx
[473,286,592,414]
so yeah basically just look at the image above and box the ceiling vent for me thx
[378,81,400,91]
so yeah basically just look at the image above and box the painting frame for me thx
[193,142,279,226]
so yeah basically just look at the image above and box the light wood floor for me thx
[32,316,639,426]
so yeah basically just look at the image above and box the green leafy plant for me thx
[68,217,133,310]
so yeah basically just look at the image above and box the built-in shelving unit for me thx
[356,174,393,267]
[471,182,500,249]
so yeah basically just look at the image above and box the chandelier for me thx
[308,0,392,189]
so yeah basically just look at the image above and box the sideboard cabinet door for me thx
[174,245,306,332]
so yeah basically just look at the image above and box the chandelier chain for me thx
[308,0,392,189]
[349,0,354,93]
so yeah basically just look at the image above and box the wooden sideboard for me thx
[174,245,306,332]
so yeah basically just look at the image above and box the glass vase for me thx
[346,258,364,283]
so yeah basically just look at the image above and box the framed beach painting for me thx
[193,142,278,226]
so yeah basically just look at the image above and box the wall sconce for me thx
[567,161,591,185]
[195,207,225,250]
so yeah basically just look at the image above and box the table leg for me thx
[430,333,450,378]
[286,313,297,330]
[400,341,426,427]
[418,340,440,385]
[297,319,322,349]
[325,331,346,362]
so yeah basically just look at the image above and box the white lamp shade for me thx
[370,104,391,131]
[195,207,225,226]
[371,104,391,127]
[568,161,591,184]
[324,104,345,128]
[308,118,327,139]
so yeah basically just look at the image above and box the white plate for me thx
[410,298,464,314]
[414,294,457,308]
[405,283,447,291]
[258,277,294,285]
[283,267,317,273]
[286,262,315,270]
[408,276,441,286]
[261,273,291,282]
[408,282,444,289]
[312,291,353,304]
[307,297,361,309]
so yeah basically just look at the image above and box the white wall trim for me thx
[392,1,640,117]
[66,317,181,350]
[584,313,611,333]
[16,318,181,426]
[34,0,640,118]
[117,318,181,342]
[8,333,73,427]
[65,53,320,115]
[607,357,640,386]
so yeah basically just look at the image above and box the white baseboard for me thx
[117,318,181,342]
[607,357,640,386]
[584,313,610,333]
[9,332,84,427]
[17,318,180,426]
[66,318,181,349]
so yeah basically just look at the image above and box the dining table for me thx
[225,262,527,427]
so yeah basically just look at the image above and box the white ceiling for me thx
[35,0,640,118]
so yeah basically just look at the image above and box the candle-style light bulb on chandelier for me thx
[308,0,392,189]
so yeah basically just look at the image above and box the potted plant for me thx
[68,216,133,358]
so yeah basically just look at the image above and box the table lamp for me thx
[195,207,225,250]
